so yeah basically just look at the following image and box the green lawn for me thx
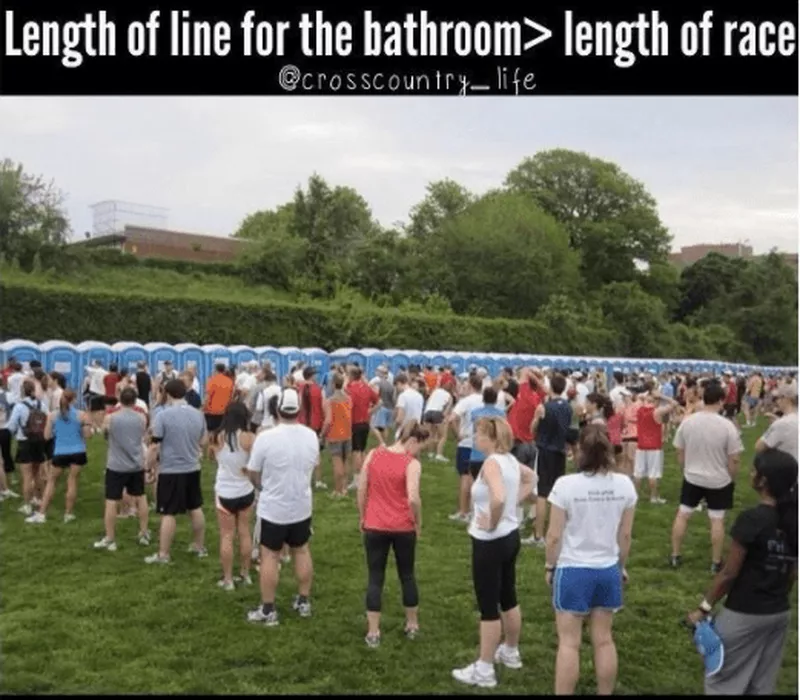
[1,420,796,695]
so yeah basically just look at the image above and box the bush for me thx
[0,283,619,356]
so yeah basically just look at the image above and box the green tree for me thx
[0,159,71,271]
[595,282,673,357]
[406,178,475,240]
[435,191,580,318]
[505,149,671,289]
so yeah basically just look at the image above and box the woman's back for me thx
[363,447,415,532]
[53,407,85,455]
[215,431,253,498]
[328,394,352,441]
[549,471,637,568]
[469,453,521,541]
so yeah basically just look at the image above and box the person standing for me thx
[181,372,203,410]
[423,384,454,463]
[394,373,424,437]
[135,362,152,407]
[369,366,396,447]
[246,388,319,626]
[452,417,536,689]
[85,361,108,432]
[670,382,744,573]
[322,375,353,497]
[204,363,235,434]
[544,424,637,695]
[357,420,426,647]
[6,379,48,516]
[756,384,797,461]
[145,380,208,565]
[26,390,91,525]
[467,388,506,479]
[298,366,325,488]
[94,387,150,551]
[346,367,379,489]
[634,388,678,505]
[0,377,18,498]
[685,448,797,695]
[449,375,484,523]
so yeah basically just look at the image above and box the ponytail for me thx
[755,448,799,556]
[60,390,76,419]
[777,484,798,556]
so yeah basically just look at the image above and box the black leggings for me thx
[472,530,521,621]
[0,429,14,474]
[364,530,419,613]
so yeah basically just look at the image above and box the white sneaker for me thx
[138,532,151,546]
[94,537,118,552]
[452,662,497,688]
[521,536,545,548]
[187,544,208,558]
[31,497,42,507]
[234,573,253,586]
[448,512,465,521]
[247,607,279,626]
[63,513,77,523]
[144,553,171,565]
[347,479,359,492]
[1,489,20,499]
[494,644,523,670]
[434,454,448,463]
[217,579,235,591]
[25,512,46,524]
[18,503,33,516]
[650,498,667,505]
[314,480,328,491]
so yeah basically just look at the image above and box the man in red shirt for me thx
[634,386,678,504]
[298,367,326,488]
[103,364,121,409]
[722,371,739,425]
[346,367,379,489]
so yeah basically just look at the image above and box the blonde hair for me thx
[475,417,513,454]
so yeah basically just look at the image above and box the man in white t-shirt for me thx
[394,373,424,437]
[572,372,590,408]
[235,362,258,402]
[756,384,798,461]
[246,388,319,627]
[448,375,483,522]
[85,361,109,431]
[669,381,743,573]
[255,370,282,432]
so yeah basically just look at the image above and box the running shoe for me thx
[451,662,497,688]
[94,536,118,552]
[247,607,279,626]
[217,579,235,592]
[144,553,171,565]
[494,644,523,670]
[365,633,381,648]
[25,512,46,524]
[63,514,77,523]
[187,544,208,558]
[292,595,312,618]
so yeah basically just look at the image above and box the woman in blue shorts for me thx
[544,424,637,695]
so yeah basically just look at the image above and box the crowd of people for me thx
[0,354,796,694]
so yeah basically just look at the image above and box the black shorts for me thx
[511,440,537,468]
[106,469,146,500]
[156,471,203,515]
[723,404,738,419]
[16,440,47,465]
[680,480,735,512]
[423,410,444,425]
[351,423,370,452]
[469,461,483,480]
[622,437,637,444]
[217,490,255,514]
[536,449,566,499]
[104,396,118,407]
[260,516,312,552]
[249,422,261,434]
[205,414,223,432]
[45,439,55,460]
[52,452,88,469]
[565,427,580,445]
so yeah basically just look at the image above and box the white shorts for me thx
[634,449,663,480]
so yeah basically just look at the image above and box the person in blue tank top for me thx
[468,387,507,479]
[26,390,91,525]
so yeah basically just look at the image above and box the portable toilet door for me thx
[346,349,368,370]
[229,345,257,371]
[144,342,179,377]
[385,350,410,375]
[111,342,149,375]
[76,341,114,372]
[202,345,233,381]
[444,352,465,375]
[174,343,207,396]
[40,340,80,391]
[302,348,330,377]
[329,348,353,370]
[407,352,428,370]
[1,339,42,373]
[464,354,486,373]
[362,349,387,378]
[279,347,305,380]
[255,346,284,379]
[429,353,448,370]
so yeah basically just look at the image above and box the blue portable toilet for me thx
[303,347,330,376]
[463,353,485,373]
[40,340,79,390]
[443,352,465,375]
[279,347,305,379]
[202,345,232,380]
[255,346,284,378]
[76,341,114,372]
[2,339,42,372]
[385,350,410,375]
[344,348,367,369]
[144,342,179,376]
[112,342,149,374]
[361,349,387,378]
[329,348,353,368]
[174,343,207,395]
[229,345,257,370]
[428,353,447,370]
[408,352,428,369]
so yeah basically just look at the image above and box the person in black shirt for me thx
[686,448,797,695]
[181,372,203,410]
[135,363,152,407]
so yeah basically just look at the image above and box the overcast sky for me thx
[1,96,796,253]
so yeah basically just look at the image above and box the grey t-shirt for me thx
[673,411,743,489]
[152,401,206,474]
[107,408,147,473]
[377,379,396,409]
[761,413,798,461]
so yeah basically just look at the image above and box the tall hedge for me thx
[0,283,619,356]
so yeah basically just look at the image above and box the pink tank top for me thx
[363,447,416,533]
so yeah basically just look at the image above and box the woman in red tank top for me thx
[357,419,429,648]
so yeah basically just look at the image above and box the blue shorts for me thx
[746,396,759,408]
[553,564,623,614]
[455,447,471,476]
[371,407,393,430]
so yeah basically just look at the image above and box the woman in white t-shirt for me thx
[452,416,537,690]
[544,423,637,695]
[422,387,452,462]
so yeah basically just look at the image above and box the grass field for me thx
[1,419,796,695]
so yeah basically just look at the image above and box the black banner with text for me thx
[1,0,797,95]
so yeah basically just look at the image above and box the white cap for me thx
[277,388,300,416]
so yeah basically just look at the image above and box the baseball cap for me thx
[277,388,300,416]
[692,619,725,678]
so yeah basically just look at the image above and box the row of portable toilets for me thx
[1,339,795,401]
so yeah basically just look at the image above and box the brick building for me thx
[70,225,246,263]
[669,243,797,272]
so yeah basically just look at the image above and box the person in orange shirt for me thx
[204,363,235,433]
[423,366,439,395]
[322,374,352,497]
